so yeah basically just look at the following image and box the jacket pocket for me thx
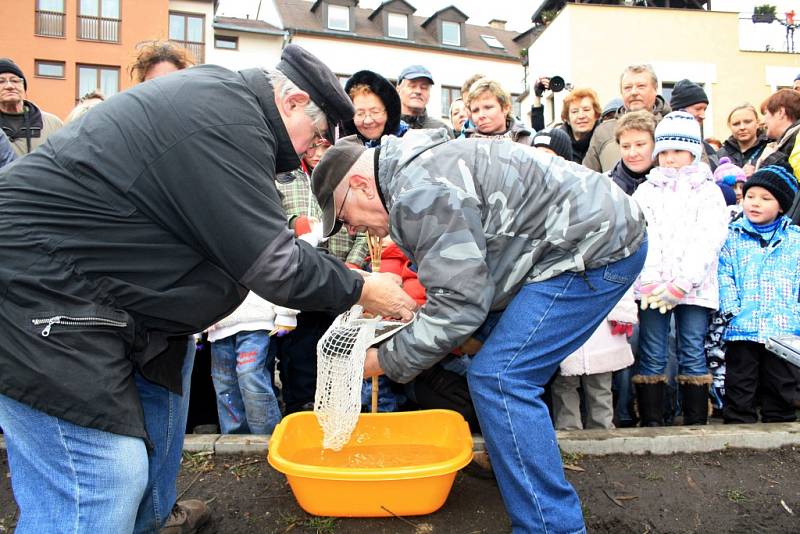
[31,310,129,337]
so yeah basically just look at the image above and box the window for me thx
[214,35,238,50]
[36,0,65,37]
[480,35,505,49]
[440,86,460,118]
[336,73,351,88]
[441,21,460,46]
[77,0,120,42]
[327,4,350,31]
[77,64,119,99]
[170,12,205,63]
[660,82,675,104]
[387,13,408,39]
[35,60,65,79]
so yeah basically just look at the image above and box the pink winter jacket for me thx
[631,164,729,310]
[560,287,637,376]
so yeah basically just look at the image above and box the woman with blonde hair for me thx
[716,103,769,177]
[463,78,532,145]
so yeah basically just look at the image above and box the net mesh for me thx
[314,304,409,450]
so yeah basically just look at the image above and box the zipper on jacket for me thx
[32,315,128,337]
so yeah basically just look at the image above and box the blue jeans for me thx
[0,336,196,534]
[468,242,646,534]
[638,305,710,377]
[211,330,281,434]
[134,336,196,533]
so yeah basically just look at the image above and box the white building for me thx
[207,0,527,122]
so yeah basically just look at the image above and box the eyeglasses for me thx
[0,77,24,86]
[305,137,331,155]
[354,109,386,122]
[335,184,352,228]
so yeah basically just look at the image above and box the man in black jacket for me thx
[0,45,416,534]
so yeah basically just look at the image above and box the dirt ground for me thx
[1,446,799,533]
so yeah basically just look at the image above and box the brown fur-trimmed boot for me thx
[679,374,712,425]
[633,375,667,427]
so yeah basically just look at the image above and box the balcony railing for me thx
[739,16,799,54]
[170,39,204,64]
[77,15,120,43]
[35,10,65,37]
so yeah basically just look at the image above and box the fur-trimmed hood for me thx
[343,70,401,143]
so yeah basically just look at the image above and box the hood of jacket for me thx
[377,128,450,189]
[646,163,713,190]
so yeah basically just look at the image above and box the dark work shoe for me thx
[160,499,212,534]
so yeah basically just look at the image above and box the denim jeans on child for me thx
[638,305,710,377]
[467,241,646,534]
[211,330,281,434]
[0,336,196,534]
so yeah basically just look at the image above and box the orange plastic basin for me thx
[267,409,474,517]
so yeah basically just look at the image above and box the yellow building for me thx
[524,3,799,140]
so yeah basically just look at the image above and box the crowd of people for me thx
[0,40,799,534]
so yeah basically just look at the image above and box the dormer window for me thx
[327,4,350,31]
[387,12,408,39]
[441,20,461,46]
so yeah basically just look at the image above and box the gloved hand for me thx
[269,325,295,337]
[648,279,691,314]
[639,281,661,310]
[609,321,633,337]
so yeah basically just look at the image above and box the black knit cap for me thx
[343,70,401,141]
[533,128,573,161]
[276,45,354,141]
[669,79,708,111]
[0,58,26,90]
[743,164,799,213]
[311,135,368,237]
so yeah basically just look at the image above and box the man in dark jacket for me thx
[669,78,719,170]
[397,64,454,138]
[0,45,416,534]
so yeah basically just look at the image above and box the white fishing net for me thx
[314,305,410,451]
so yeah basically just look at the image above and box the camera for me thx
[534,76,567,97]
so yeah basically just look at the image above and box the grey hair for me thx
[620,64,658,89]
[267,69,327,129]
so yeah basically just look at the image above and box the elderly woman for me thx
[716,104,769,177]
[558,88,602,163]
[463,78,531,144]
[344,70,407,147]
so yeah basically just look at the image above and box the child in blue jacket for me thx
[718,164,800,423]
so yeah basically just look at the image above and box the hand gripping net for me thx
[314,305,409,450]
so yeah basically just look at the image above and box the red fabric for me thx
[378,242,408,276]
[294,215,312,237]
[400,261,426,306]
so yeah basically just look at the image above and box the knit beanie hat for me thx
[0,58,26,90]
[669,79,708,111]
[532,128,573,161]
[652,111,703,162]
[743,164,799,213]
[713,157,747,186]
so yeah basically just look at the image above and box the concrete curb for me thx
[3,423,798,456]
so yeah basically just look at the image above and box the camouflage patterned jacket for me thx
[376,129,647,383]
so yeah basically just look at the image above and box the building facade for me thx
[0,0,216,119]
[523,3,799,138]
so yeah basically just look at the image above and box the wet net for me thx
[314,305,409,450]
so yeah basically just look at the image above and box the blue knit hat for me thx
[652,111,702,163]
[743,164,798,213]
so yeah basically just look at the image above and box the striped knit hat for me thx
[652,111,702,163]
[743,164,798,213]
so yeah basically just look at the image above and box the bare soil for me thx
[2,446,800,533]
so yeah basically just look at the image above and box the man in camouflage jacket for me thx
[312,128,648,534]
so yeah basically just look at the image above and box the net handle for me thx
[367,232,384,414]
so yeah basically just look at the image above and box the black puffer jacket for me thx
[0,66,363,440]
[716,134,769,169]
